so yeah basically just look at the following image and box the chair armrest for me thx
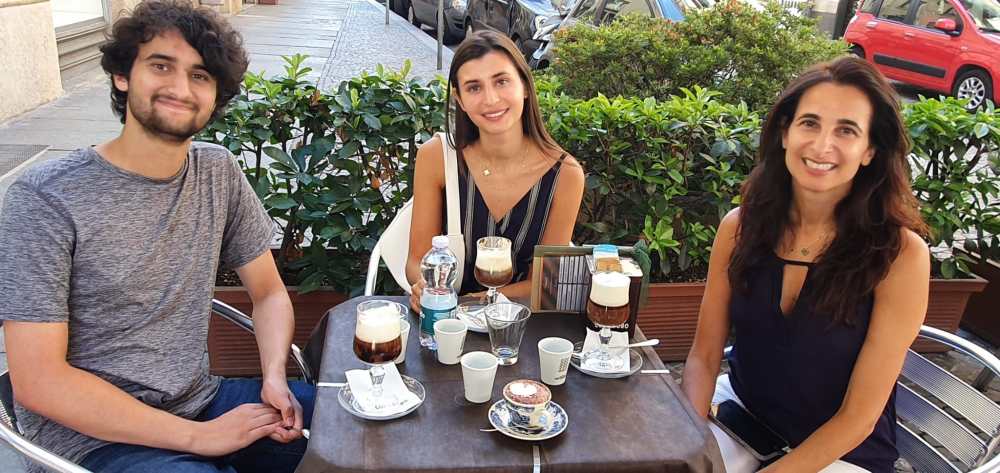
[210,299,254,334]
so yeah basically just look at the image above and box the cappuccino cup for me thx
[502,379,552,429]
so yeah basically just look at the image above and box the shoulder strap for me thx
[438,132,462,236]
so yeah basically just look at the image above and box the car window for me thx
[914,0,960,26]
[876,0,912,22]
[958,0,1000,31]
[859,0,882,13]
[599,0,654,22]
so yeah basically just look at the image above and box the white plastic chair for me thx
[364,199,413,296]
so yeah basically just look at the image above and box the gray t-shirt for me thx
[0,142,274,469]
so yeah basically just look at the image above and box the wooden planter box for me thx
[916,277,988,352]
[637,282,706,362]
[958,256,1000,346]
[209,287,347,377]
[637,276,987,361]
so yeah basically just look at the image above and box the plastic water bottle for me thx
[419,235,459,350]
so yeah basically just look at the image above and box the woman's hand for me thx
[410,279,426,312]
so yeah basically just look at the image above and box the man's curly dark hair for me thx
[100,0,249,124]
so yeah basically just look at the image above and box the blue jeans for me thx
[80,379,315,473]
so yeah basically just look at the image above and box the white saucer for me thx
[455,303,488,333]
[337,375,425,420]
[487,400,568,441]
[569,341,642,378]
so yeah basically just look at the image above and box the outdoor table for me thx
[296,295,724,473]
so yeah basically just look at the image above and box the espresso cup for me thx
[434,318,467,365]
[537,337,574,386]
[461,351,499,403]
[502,379,552,429]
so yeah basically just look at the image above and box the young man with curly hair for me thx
[0,2,314,472]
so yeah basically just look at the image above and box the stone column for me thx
[0,0,63,122]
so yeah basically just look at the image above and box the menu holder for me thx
[529,245,649,338]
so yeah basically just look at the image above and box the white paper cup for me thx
[434,318,467,365]
[394,320,410,364]
[538,337,574,386]
[461,351,499,403]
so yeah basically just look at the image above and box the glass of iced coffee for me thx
[354,300,404,410]
[475,236,513,305]
[583,272,630,371]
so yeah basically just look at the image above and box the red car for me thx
[844,0,1000,108]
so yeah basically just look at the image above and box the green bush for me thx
[539,77,760,280]
[547,0,846,111]
[200,55,447,294]
[904,96,1000,278]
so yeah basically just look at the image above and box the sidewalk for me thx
[0,0,449,469]
[0,0,452,205]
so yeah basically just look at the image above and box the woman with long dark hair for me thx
[406,30,584,307]
[682,56,930,472]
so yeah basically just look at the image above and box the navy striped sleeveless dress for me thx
[444,149,567,295]
[727,251,898,472]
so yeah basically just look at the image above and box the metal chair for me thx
[721,325,1000,472]
[0,299,312,473]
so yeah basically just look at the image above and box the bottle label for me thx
[420,305,455,335]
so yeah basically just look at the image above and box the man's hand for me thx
[261,378,304,443]
[191,403,283,457]
[409,279,426,312]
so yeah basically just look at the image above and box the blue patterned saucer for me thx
[487,400,568,441]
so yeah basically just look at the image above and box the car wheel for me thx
[408,3,420,27]
[953,69,993,110]
[849,45,864,59]
[512,36,528,58]
[444,23,464,44]
[391,0,408,17]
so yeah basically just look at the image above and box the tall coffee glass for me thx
[475,236,513,305]
[354,300,404,410]
[583,272,630,371]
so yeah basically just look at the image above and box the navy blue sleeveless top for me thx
[728,251,898,472]
[443,150,566,295]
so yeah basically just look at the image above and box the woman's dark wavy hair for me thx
[445,30,561,154]
[100,0,249,124]
[728,56,927,326]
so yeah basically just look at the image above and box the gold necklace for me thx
[794,232,830,257]
[480,142,530,177]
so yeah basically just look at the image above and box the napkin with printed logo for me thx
[345,363,421,415]
[580,328,631,373]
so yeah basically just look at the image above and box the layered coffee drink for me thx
[475,246,513,288]
[587,272,630,327]
[353,306,403,364]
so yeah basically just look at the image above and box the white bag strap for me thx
[439,132,461,236]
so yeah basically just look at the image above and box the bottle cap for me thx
[432,235,449,249]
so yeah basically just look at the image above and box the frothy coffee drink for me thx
[475,247,513,288]
[354,306,402,364]
[587,272,630,327]
[503,379,551,407]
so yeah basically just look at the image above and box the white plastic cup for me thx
[461,351,499,403]
[434,318,467,365]
[538,337,574,386]
[394,320,410,364]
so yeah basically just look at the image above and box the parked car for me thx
[466,0,565,56]
[402,0,469,43]
[529,0,694,69]
[844,0,1000,108]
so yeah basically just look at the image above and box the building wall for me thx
[0,0,63,121]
